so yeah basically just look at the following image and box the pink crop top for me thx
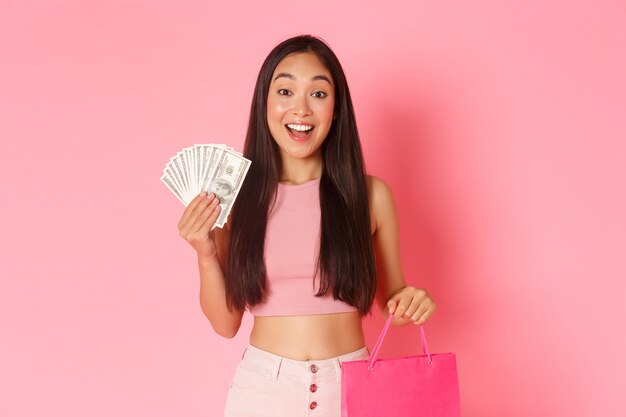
[247,177,359,316]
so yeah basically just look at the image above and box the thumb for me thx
[387,299,396,315]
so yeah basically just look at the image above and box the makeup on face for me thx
[266,52,335,163]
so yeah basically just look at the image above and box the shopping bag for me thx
[341,314,461,417]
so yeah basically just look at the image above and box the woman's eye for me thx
[277,89,291,96]
[312,91,327,98]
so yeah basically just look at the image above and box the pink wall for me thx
[1,1,625,416]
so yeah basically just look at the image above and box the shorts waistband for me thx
[239,343,370,383]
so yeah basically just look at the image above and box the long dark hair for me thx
[225,35,376,316]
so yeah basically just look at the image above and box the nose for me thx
[291,94,312,116]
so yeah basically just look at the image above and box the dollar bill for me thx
[202,149,251,228]
[160,144,251,227]
[163,166,185,199]
[160,172,186,205]
[167,156,189,202]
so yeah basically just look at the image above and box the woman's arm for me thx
[178,192,244,338]
[368,176,436,326]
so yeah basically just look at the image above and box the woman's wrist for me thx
[197,251,218,263]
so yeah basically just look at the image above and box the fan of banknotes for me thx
[160,144,251,228]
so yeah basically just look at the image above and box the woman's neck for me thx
[279,155,323,185]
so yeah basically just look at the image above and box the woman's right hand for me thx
[177,192,222,259]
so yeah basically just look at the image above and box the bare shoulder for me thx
[366,175,394,209]
[366,174,392,198]
[366,175,397,233]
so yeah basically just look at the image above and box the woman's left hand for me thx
[387,286,436,325]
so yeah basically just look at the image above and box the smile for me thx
[285,123,314,142]
[286,123,314,132]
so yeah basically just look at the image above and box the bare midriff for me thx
[249,311,366,360]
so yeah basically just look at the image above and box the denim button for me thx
[310,364,318,373]
[309,401,318,410]
[310,383,317,393]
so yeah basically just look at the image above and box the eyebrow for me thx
[273,72,332,85]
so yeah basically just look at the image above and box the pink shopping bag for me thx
[341,314,461,417]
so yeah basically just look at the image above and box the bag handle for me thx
[367,314,432,370]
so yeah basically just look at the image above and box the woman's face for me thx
[267,52,335,164]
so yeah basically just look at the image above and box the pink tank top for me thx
[247,177,359,316]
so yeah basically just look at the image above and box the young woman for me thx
[177,35,436,417]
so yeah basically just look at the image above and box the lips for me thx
[285,123,314,140]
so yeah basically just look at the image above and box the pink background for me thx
[1,1,625,416]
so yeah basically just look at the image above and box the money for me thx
[160,144,251,228]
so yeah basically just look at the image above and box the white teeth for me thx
[287,124,313,132]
